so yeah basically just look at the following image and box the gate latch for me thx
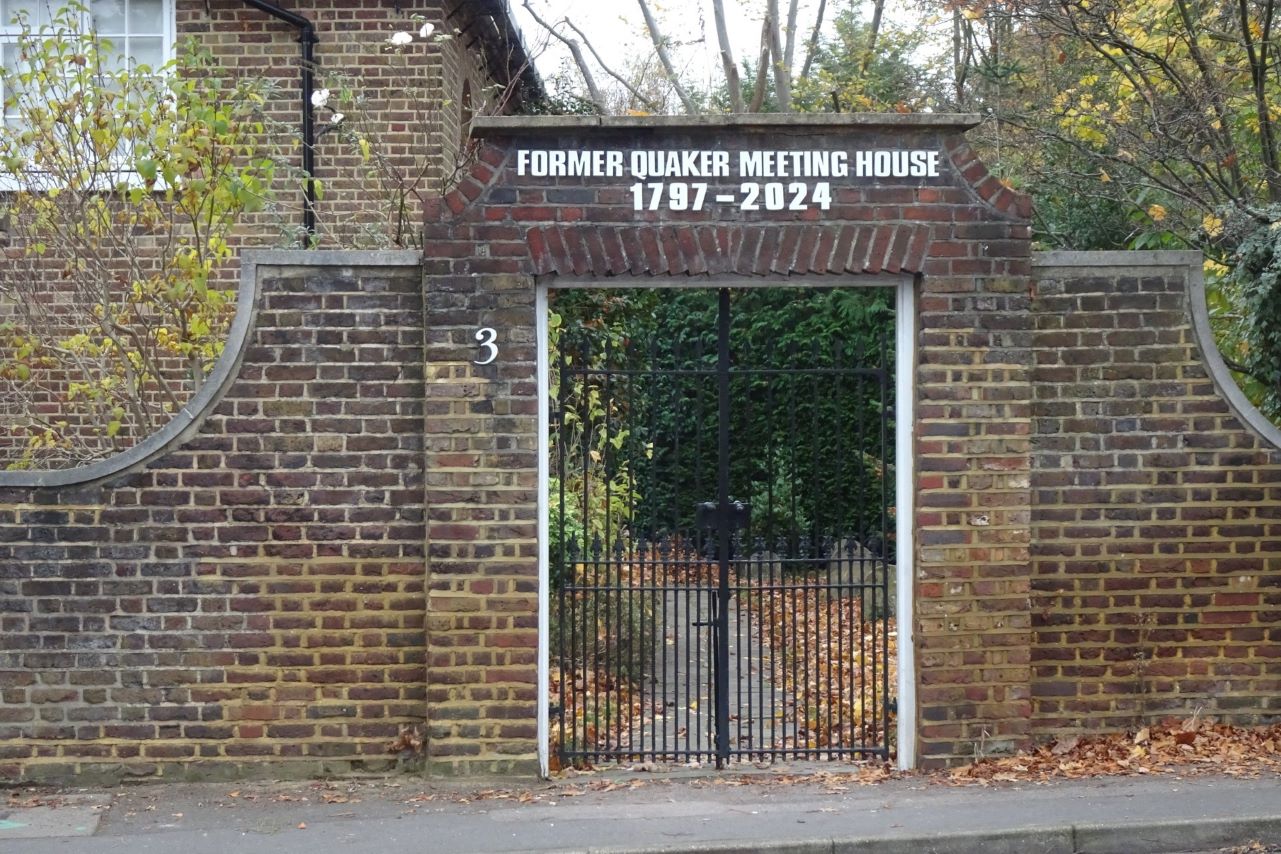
[695,500,750,532]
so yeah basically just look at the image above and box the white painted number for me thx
[812,182,832,210]
[474,327,498,365]
[627,180,834,212]
[789,182,807,210]
[630,182,709,211]
[764,182,785,210]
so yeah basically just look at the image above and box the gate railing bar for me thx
[833,347,847,761]
[855,370,868,752]
[555,334,568,764]
[601,335,616,756]
[714,287,732,768]
[879,325,892,755]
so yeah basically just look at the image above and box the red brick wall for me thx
[8,117,1281,783]
[423,116,1035,770]
[1030,254,1281,735]
[185,0,506,248]
[0,258,428,783]
[0,0,514,467]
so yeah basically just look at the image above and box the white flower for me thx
[388,31,413,46]
[330,113,344,125]
[418,21,434,38]
[310,88,330,108]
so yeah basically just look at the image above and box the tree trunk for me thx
[799,0,828,80]
[636,0,698,114]
[783,0,800,74]
[711,0,744,112]
[750,14,771,111]
[766,0,792,111]
[862,0,885,76]
[521,1,607,113]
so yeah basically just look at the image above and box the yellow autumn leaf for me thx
[1147,204,1167,222]
[1202,213,1223,237]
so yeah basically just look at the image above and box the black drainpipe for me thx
[239,0,318,243]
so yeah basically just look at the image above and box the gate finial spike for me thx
[591,533,603,560]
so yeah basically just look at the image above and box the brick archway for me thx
[421,115,1032,775]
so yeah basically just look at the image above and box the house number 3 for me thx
[474,327,498,365]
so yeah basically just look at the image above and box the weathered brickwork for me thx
[422,272,540,776]
[0,1,528,465]
[1030,255,1281,734]
[183,0,522,248]
[0,261,426,783]
[424,115,1035,771]
[10,115,1281,784]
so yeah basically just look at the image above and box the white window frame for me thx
[0,0,176,75]
[0,0,177,190]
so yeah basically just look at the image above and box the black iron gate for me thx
[551,287,895,767]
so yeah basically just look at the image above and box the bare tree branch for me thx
[799,0,828,80]
[560,18,663,112]
[766,0,792,111]
[635,0,697,114]
[521,0,607,113]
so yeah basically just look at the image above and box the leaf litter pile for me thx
[949,717,1281,784]
[544,554,1281,785]
[549,552,896,763]
[747,579,897,753]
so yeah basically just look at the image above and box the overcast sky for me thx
[509,0,841,101]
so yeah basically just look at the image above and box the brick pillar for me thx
[422,272,541,775]
[913,144,1035,764]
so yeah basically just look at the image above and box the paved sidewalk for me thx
[4,768,1281,853]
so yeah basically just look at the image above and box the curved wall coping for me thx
[0,249,423,489]
[1033,249,1281,452]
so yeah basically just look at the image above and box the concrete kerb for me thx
[576,814,1281,854]
[582,827,1076,854]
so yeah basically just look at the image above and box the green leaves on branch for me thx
[1214,206,1281,419]
[0,3,280,468]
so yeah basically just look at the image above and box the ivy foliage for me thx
[1219,207,1281,419]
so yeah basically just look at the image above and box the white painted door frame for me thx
[535,277,917,776]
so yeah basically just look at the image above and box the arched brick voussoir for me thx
[946,139,1033,220]
[423,144,509,222]
[524,223,934,278]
